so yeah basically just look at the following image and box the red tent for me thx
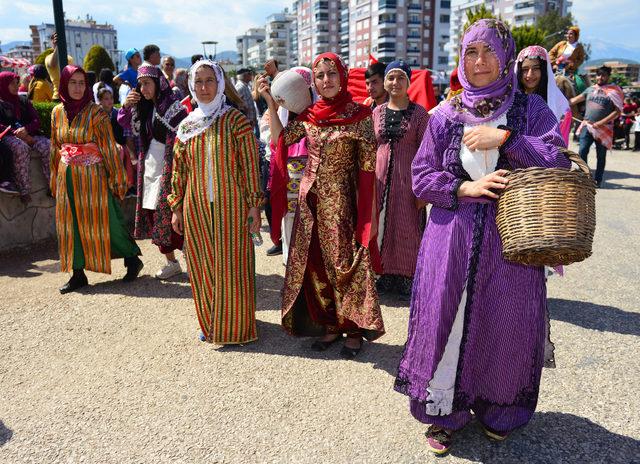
[0,56,31,69]
[347,68,437,111]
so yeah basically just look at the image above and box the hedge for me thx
[33,102,58,137]
[32,102,121,138]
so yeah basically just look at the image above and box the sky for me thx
[0,0,638,57]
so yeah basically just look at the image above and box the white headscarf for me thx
[515,46,570,122]
[176,59,231,143]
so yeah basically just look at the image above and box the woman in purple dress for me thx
[373,60,430,300]
[394,19,570,454]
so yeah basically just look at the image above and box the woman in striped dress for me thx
[168,60,262,345]
[372,61,430,300]
[50,65,143,293]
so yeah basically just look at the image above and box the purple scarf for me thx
[440,19,516,124]
[131,64,186,149]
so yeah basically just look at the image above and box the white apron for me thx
[142,138,166,210]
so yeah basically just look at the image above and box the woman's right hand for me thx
[123,90,141,108]
[171,209,184,235]
[257,76,275,107]
[457,169,509,200]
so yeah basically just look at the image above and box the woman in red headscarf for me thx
[259,52,385,358]
[50,65,143,294]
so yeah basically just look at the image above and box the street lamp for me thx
[202,41,218,61]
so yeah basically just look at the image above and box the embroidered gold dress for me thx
[281,116,385,340]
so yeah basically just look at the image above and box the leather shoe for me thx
[266,243,283,256]
[123,256,144,282]
[59,272,88,294]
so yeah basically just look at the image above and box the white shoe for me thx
[154,260,182,280]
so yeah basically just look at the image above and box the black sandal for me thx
[310,334,343,351]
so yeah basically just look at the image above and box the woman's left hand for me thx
[247,207,261,234]
[462,126,508,151]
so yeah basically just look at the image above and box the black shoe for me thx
[376,275,394,295]
[266,243,283,256]
[340,340,362,359]
[595,180,602,188]
[123,256,144,282]
[310,334,343,351]
[59,271,88,294]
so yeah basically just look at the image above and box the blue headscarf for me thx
[384,60,412,81]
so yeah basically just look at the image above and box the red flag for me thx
[368,54,378,65]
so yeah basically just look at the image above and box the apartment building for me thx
[236,28,266,67]
[265,11,297,68]
[30,17,118,68]
[585,61,640,85]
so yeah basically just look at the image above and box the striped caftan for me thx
[168,109,263,344]
[50,103,129,274]
[373,102,430,278]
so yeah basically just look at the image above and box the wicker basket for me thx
[495,149,596,267]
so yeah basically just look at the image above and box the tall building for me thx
[30,16,118,68]
[236,28,266,67]
[493,0,571,26]
[296,0,341,66]
[343,0,451,74]
[265,10,297,68]
[448,0,572,67]
[290,1,301,66]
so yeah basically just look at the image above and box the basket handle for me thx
[561,148,591,176]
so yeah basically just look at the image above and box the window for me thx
[440,0,450,7]
[438,56,448,64]
[440,14,450,23]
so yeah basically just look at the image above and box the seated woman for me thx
[0,71,51,204]
[516,45,572,145]
[50,65,143,293]
[169,60,263,344]
[394,20,570,454]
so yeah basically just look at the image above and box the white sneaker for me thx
[154,260,182,280]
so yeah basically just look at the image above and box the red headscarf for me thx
[298,52,371,127]
[0,71,21,119]
[59,65,93,122]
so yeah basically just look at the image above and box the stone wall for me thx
[0,151,136,252]
[0,152,55,251]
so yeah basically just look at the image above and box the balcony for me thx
[378,14,396,24]
[378,0,397,10]
[378,42,396,52]
[407,3,421,10]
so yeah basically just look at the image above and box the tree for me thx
[463,5,497,33]
[512,24,546,54]
[35,49,54,65]
[536,10,576,51]
[83,45,115,75]
[610,73,630,88]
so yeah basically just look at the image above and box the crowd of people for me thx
[0,19,634,454]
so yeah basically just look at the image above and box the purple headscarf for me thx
[440,19,516,124]
[131,64,186,150]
